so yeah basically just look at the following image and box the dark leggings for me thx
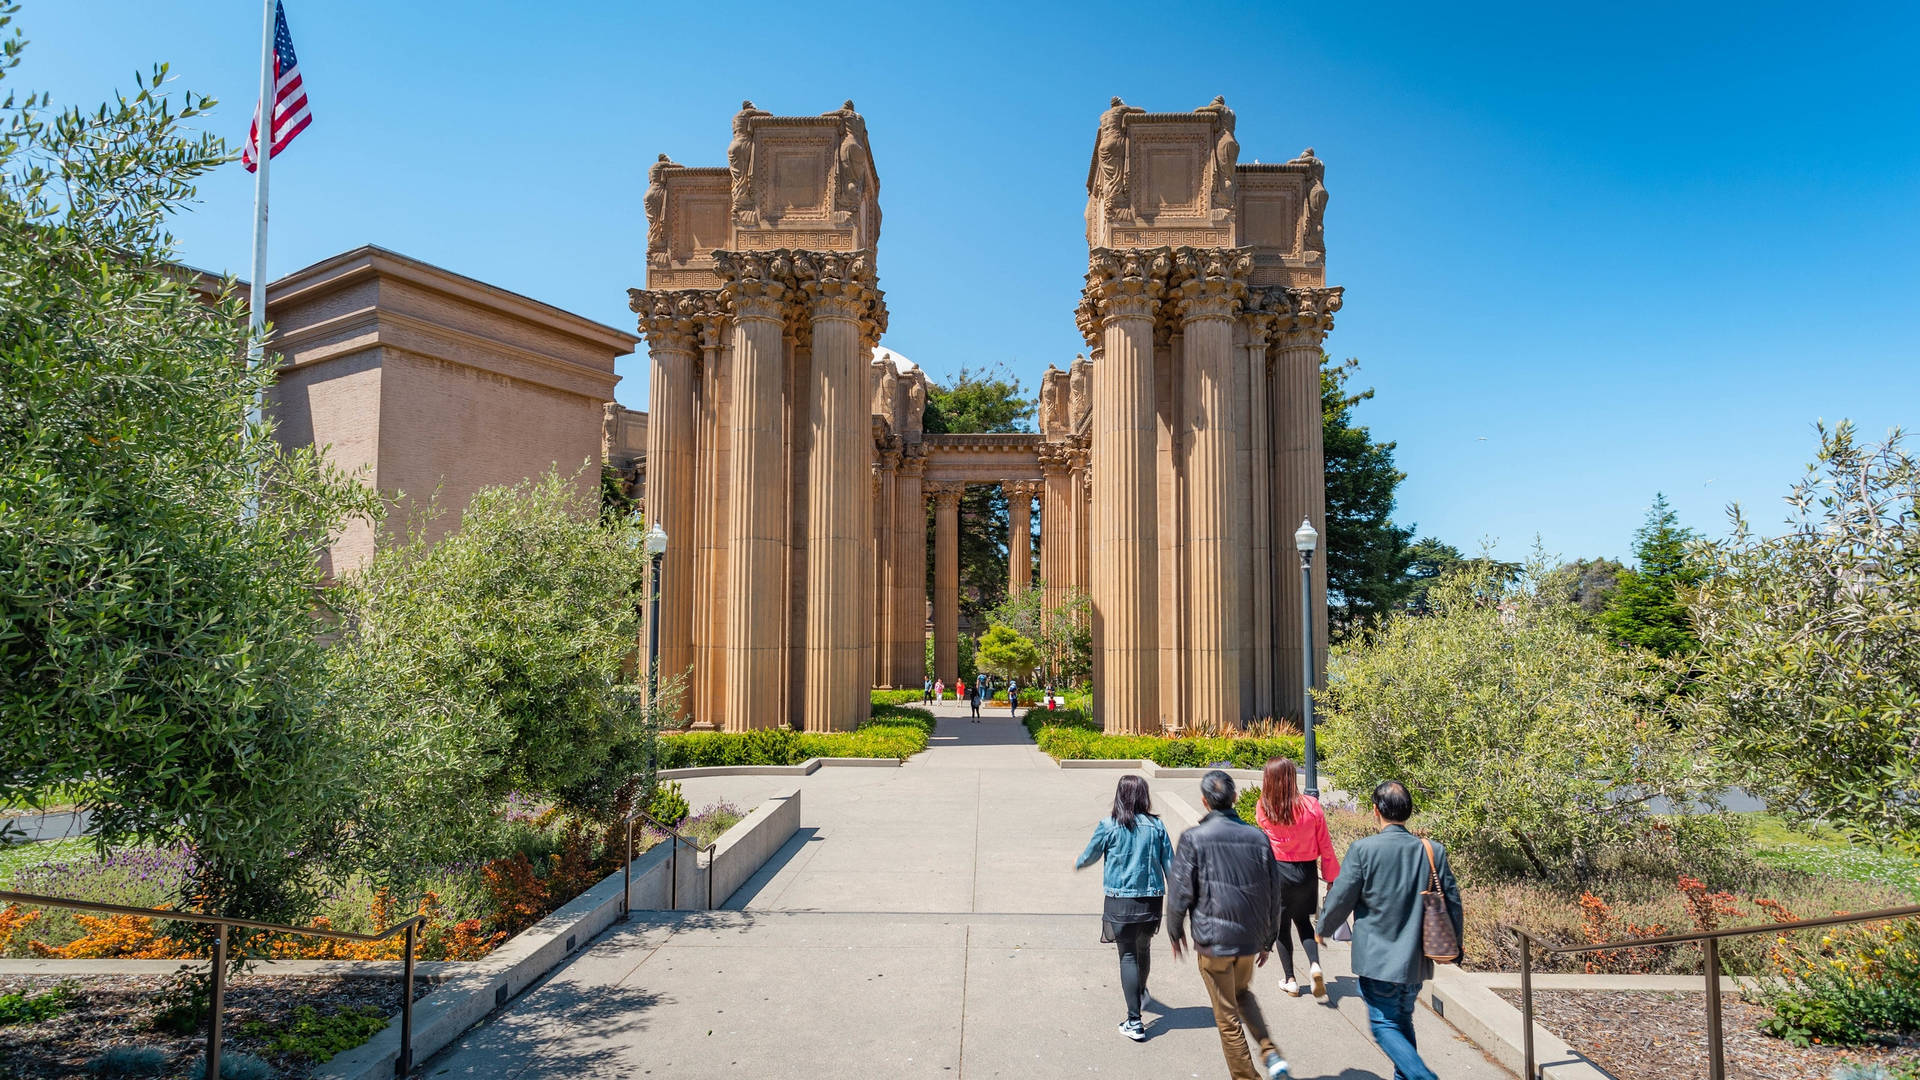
[1115,921,1155,1021]
[1276,860,1321,980]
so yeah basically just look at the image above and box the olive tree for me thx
[1688,422,1920,857]
[1317,554,1731,882]
[325,472,673,879]
[0,20,377,917]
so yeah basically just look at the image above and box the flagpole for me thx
[246,0,274,436]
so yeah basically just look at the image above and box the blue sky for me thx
[16,1,1918,562]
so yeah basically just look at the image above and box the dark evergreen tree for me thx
[1599,494,1702,657]
[1321,358,1415,638]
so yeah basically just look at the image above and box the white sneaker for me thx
[1309,962,1326,999]
[1280,977,1301,997]
[1117,1018,1147,1042]
[1264,1051,1291,1078]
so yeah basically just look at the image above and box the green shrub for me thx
[240,1004,388,1063]
[648,781,690,827]
[658,707,934,768]
[86,1045,171,1077]
[1024,713,1304,769]
[869,689,925,706]
[0,982,79,1025]
[1758,916,1920,1046]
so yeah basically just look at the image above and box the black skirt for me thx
[1100,894,1163,943]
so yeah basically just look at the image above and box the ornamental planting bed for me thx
[0,973,430,1080]
[1497,988,1920,1080]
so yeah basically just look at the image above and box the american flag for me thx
[242,1,311,172]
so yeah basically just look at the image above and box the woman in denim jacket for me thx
[1076,774,1174,1042]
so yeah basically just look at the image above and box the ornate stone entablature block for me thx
[645,102,882,293]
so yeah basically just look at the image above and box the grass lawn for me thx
[1742,812,1920,899]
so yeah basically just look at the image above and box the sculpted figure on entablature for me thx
[727,100,770,217]
[1068,354,1091,434]
[644,153,677,258]
[1094,97,1143,218]
[1197,96,1238,208]
[905,372,927,434]
[1038,365,1068,437]
[825,100,871,215]
[872,356,898,430]
[1290,147,1328,256]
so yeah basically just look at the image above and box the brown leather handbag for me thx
[1419,837,1461,963]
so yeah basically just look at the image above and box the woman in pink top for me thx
[1253,757,1340,998]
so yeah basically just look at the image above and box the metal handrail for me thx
[618,805,718,915]
[1506,902,1920,1080]
[0,889,425,1078]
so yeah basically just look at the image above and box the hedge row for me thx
[869,689,927,706]
[1023,711,1306,769]
[658,705,935,767]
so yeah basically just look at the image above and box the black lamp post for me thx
[1294,517,1319,797]
[643,521,668,704]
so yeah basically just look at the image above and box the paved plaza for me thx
[423,707,1511,1079]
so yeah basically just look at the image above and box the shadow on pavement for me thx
[719,826,820,909]
[926,716,1040,748]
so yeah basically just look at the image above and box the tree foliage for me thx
[1600,494,1702,657]
[1321,358,1415,638]
[1317,553,1730,882]
[0,21,377,917]
[922,365,1034,627]
[974,624,1041,682]
[981,585,1092,688]
[325,472,670,879]
[1688,423,1920,857]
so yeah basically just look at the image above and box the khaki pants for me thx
[1197,952,1279,1080]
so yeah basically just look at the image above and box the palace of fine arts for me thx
[6,6,1918,1080]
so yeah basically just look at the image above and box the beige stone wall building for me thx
[633,99,1339,735]
[264,246,638,577]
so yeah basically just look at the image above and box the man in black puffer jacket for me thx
[1167,771,1290,1079]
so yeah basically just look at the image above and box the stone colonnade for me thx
[632,249,886,732]
[1078,247,1341,733]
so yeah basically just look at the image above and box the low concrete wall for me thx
[1427,965,1617,1080]
[317,788,800,1080]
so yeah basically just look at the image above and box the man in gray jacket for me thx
[1316,781,1463,1080]
[1166,771,1290,1080]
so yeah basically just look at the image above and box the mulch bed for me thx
[0,974,430,1080]
[1495,988,1920,1080]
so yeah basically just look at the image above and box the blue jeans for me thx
[1356,977,1436,1080]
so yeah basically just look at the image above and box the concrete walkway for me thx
[423,705,1511,1079]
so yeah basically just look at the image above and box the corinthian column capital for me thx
[628,287,720,352]
[1084,247,1171,325]
[1274,285,1344,347]
[1170,246,1253,324]
[927,480,966,508]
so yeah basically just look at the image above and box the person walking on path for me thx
[1007,678,1020,718]
[1167,771,1290,1080]
[1252,758,1339,998]
[934,678,944,700]
[923,676,933,704]
[1315,781,1462,1080]
[968,679,983,721]
[1076,775,1173,1042]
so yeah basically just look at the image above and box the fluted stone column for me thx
[894,448,927,684]
[631,290,713,726]
[1005,481,1034,597]
[1040,446,1071,607]
[1243,311,1276,722]
[693,325,730,729]
[930,482,963,686]
[874,446,899,686]
[802,279,869,733]
[1086,251,1163,733]
[1176,259,1245,730]
[1273,288,1342,722]
[717,257,790,731]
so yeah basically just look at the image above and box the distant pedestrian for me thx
[1007,678,1020,717]
[957,677,966,703]
[934,678,945,699]
[1075,775,1172,1043]
[1252,758,1339,998]
[923,676,933,704]
[969,680,982,720]
[1167,771,1290,1080]
[1316,781,1462,1080]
